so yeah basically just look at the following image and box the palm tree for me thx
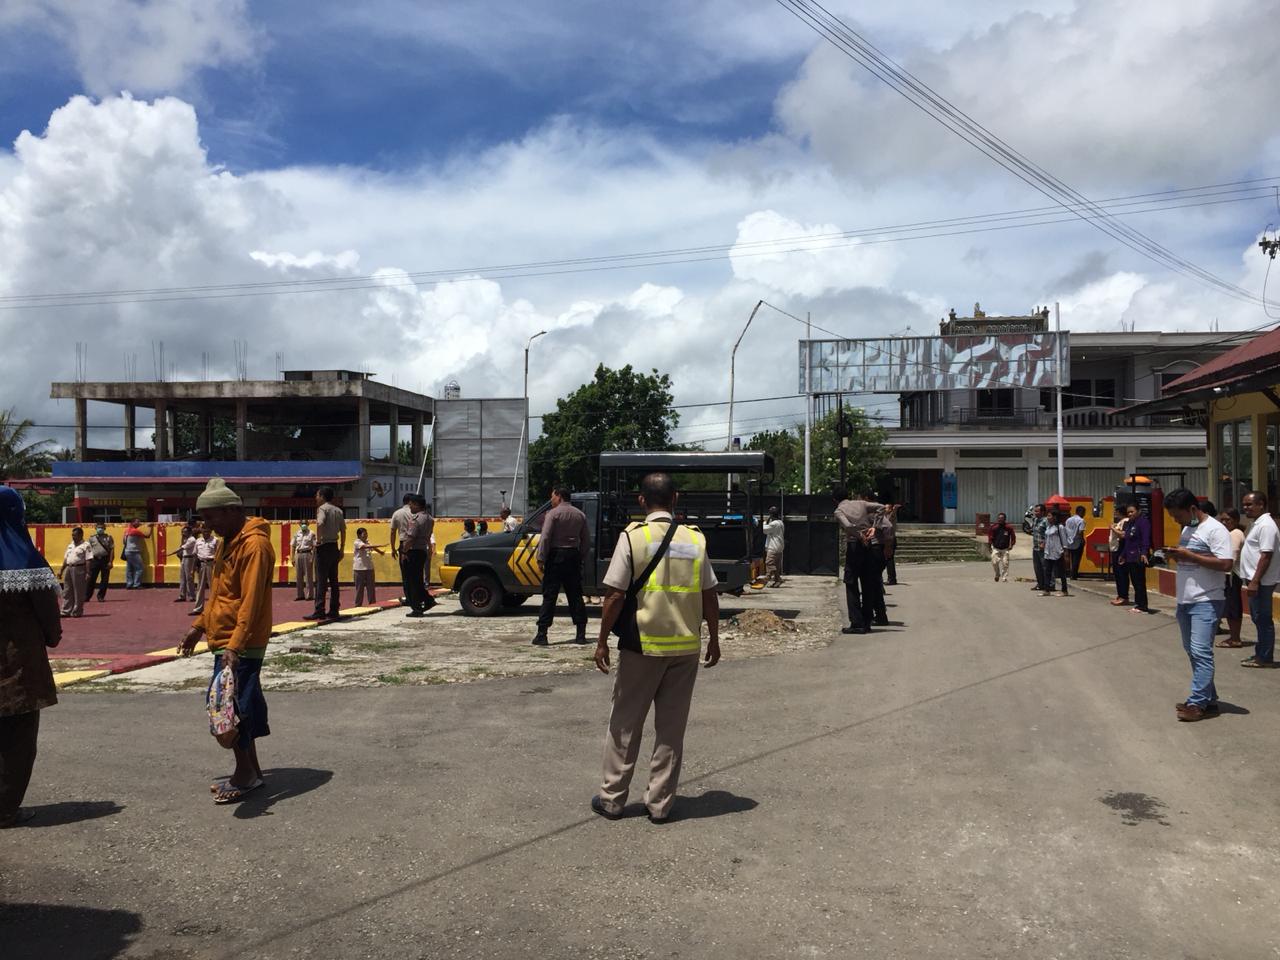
[0,408,53,480]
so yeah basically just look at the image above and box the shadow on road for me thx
[668,790,758,821]
[21,800,123,828]
[1214,701,1251,715]
[0,902,141,960]
[233,767,333,820]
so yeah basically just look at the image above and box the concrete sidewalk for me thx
[6,561,1280,959]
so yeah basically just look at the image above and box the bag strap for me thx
[627,519,681,600]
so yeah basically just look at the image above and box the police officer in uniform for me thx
[592,472,721,823]
[534,486,590,646]
[833,486,886,634]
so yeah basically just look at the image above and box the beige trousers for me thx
[295,552,315,599]
[599,650,700,819]
[991,548,1010,582]
[191,561,212,612]
[61,565,87,616]
[765,549,783,585]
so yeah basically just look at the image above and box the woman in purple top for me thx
[1117,504,1152,613]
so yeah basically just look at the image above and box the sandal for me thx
[1215,639,1245,648]
[1110,598,1128,606]
[213,777,264,804]
[1240,657,1277,669]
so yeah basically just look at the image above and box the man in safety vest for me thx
[592,472,721,823]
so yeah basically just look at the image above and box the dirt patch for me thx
[72,575,843,693]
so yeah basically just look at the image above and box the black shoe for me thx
[423,596,438,610]
[532,634,549,646]
[573,630,589,645]
[591,796,623,820]
[841,625,869,635]
[302,613,325,621]
[873,617,890,627]
[406,610,425,618]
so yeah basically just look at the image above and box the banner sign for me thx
[799,333,1069,394]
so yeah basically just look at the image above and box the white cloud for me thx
[777,0,1280,187]
[730,210,901,297]
[0,92,1273,457]
[0,0,258,96]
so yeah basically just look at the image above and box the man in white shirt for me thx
[189,529,219,615]
[1239,490,1279,668]
[762,507,785,588]
[1163,488,1235,721]
[500,507,520,534]
[175,525,198,603]
[59,527,91,617]
[1065,506,1087,579]
[292,521,317,601]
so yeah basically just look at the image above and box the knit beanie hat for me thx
[196,477,243,510]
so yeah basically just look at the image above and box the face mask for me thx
[96,527,105,534]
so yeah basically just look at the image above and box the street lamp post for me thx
[517,330,547,513]
[727,300,764,452]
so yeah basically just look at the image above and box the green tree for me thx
[0,408,52,479]
[397,439,432,470]
[741,409,889,497]
[531,364,680,494]
[22,487,73,524]
[745,427,804,492]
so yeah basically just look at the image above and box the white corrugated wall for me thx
[1036,467,1208,504]
[956,468,1028,524]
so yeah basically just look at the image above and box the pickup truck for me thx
[439,451,772,616]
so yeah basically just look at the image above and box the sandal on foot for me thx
[1215,639,1245,648]
[1109,598,1129,606]
[1240,657,1277,668]
[213,777,264,804]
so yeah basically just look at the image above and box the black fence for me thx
[753,494,839,576]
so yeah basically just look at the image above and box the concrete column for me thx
[200,412,213,459]
[942,446,957,525]
[411,414,424,467]
[235,399,248,461]
[1123,445,1138,479]
[1026,449,1041,508]
[358,398,371,463]
[74,397,87,461]
[167,408,178,457]
[388,405,400,464]
[154,400,170,460]
[124,403,136,455]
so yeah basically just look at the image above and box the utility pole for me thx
[1055,302,1065,496]
[728,300,764,452]
[522,330,547,512]
[804,312,812,495]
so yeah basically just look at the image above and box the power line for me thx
[1,183,1275,311]
[775,0,1278,311]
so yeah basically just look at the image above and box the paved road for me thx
[6,561,1280,959]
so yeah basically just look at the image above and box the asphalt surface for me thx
[6,560,1280,959]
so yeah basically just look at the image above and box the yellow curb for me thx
[144,640,209,658]
[54,669,110,689]
[339,606,382,616]
[271,621,317,636]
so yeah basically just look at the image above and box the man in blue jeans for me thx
[1163,488,1235,722]
[1239,490,1278,668]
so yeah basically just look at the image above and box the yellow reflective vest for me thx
[624,520,707,657]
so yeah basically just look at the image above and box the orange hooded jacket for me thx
[192,517,275,657]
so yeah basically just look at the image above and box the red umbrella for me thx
[1045,494,1071,509]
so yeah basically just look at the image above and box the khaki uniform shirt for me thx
[315,502,346,544]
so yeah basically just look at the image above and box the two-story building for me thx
[884,306,1239,523]
[23,371,528,522]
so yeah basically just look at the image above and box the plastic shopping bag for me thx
[207,665,240,749]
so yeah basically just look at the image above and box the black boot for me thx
[573,626,589,645]
[532,633,549,646]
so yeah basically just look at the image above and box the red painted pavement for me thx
[51,586,341,674]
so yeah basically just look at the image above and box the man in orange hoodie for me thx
[179,478,276,804]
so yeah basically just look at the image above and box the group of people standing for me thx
[53,518,158,617]
[833,488,899,634]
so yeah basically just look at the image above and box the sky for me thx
[1,0,1278,455]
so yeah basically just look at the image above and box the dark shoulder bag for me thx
[612,520,680,651]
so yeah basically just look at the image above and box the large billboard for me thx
[799,333,1069,394]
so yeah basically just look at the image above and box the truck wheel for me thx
[501,594,530,608]
[458,573,503,616]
